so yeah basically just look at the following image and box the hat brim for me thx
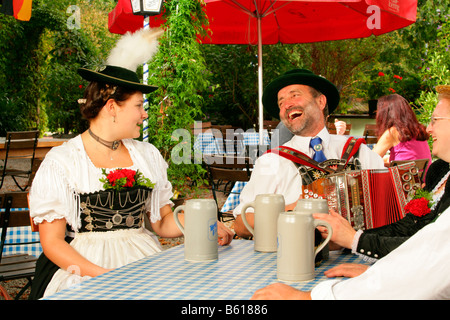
[78,67,158,94]
[262,69,340,119]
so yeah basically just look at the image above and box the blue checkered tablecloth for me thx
[221,181,246,213]
[1,226,42,258]
[194,131,270,155]
[1,207,42,257]
[43,240,368,300]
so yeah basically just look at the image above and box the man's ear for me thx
[317,94,327,112]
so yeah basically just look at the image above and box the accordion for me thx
[302,162,422,230]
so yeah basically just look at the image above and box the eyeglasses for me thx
[428,116,450,126]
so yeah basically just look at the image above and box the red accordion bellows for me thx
[302,162,421,230]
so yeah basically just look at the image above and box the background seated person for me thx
[372,94,432,174]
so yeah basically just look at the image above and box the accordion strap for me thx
[338,137,366,171]
[266,136,366,173]
[266,145,335,174]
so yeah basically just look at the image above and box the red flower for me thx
[393,75,403,80]
[107,169,136,188]
[388,88,396,93]
[404,197,431,217]
[378,71,385,77]
[100,168,154,191]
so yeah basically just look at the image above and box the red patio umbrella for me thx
[108,0,144,35]
[108,0,418,138]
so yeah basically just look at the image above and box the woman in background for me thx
[373,94,432,173]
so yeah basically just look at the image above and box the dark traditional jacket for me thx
[356,159,450,260]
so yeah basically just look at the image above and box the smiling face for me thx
[115,91,148,139]
[277,84,327,136]
[427,97,450,162]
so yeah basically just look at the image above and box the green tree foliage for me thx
[415,3,450,126]
[0,0,117,136]
[146,0,210,188]
[200,44,292,128]
[41,0,118,135]
[0,0,61,135]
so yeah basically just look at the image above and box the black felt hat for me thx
[77,65,158,94]
[262,69,340,119]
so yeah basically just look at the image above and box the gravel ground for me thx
[1,159,232,300]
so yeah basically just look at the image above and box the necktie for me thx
[310,137,326,163]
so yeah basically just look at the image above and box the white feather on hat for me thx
[106,27,164,72]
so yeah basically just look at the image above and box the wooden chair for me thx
[204,155,253,222]
[326,121,352,135]
[363,124,378,144]
[390,159,429,183]
[0,130,39,191]
[0,191,39,299]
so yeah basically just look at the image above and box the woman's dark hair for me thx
[376,94,429,142]
[80,82,139,120]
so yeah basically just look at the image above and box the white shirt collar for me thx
[289,127,330,150]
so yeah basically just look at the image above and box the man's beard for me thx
[281,100,318,136]
[284,115,311,135]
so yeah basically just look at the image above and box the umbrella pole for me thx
[257,15,264,146]
[143,15,150,142]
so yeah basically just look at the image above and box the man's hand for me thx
[324,263,369,278]
[251,283,312,300]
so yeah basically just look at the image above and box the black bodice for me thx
[78,186,153,232]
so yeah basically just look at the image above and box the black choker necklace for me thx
[88,129,120,150]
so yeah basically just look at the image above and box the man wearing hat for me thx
[232,69,385,238]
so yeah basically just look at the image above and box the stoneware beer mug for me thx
[294,198,329,214]
[173,199,218,262]
[277,211,333,282]
[241,194,285,252]
[295,198,330,260]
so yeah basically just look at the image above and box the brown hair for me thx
[80,82,139,120]
[376,94,429,142]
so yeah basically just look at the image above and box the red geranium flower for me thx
[404,197,431,217]
[106,169,135,188]
[378,71,385,77]
[100,168,154,191]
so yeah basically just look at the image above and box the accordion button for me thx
[360,249,364,253]
[367,251,372,255]
[374,254,379,258]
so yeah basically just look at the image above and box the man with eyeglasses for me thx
[429,116,450,125]
[252,85,450,300]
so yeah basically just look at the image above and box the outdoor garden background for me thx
[1,0,449,196]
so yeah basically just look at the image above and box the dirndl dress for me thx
[42,186,162,297]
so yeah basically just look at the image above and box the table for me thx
[0,137,68,160]
[221,181,246,212]
[43,239,368,300]
[194,130,270,155]
[0,225,42,257]
[0,207,42,257]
